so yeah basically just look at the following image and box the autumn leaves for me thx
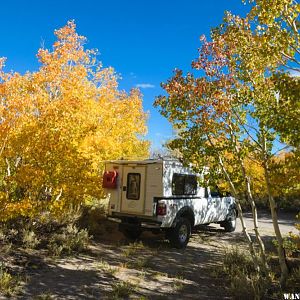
[154,0,299,287]
[0,21,149,220]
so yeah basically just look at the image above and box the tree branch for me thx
[281,52,300,66]
[231,108,262,150]
[5,158,11,177]
[283,64,300,73]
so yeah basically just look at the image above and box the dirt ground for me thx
[1,210,298,300]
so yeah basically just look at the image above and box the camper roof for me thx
[105,158,180,165]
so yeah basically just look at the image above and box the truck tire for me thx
[223,209,237,232]
[168,217,191,249]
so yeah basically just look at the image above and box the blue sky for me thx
[0,0,248,150]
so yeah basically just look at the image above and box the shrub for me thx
[97,259,118,275]
[0,263,21,296]
[78,198,115,236]
[289,213,300,255]
[0,218,27,245]
[33,205,83,235]
[122,241,145,257]
[221,247,271,299]
[286,267,300,292]
[0,226,13,254]
[0,205,93,257]
[273,213,300,258]
[48,224,90,257]
[111,281,135,299]
[22,229,40,249]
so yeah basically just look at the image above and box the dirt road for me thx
[5,210,298,300]
[237,210,298,236]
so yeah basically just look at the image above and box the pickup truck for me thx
[104,158,237,248]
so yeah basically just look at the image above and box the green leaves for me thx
[155,0,299,200]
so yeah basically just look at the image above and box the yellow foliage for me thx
[0,21,149,221]
[289,213,300,251]
[244,157,267,200]
[270,151,300,198]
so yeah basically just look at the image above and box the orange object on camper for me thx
[102,170,118,189]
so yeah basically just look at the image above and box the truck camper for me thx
[103,158,237,248]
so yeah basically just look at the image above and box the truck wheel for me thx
[168,218,191,249]
[223,209,237,232]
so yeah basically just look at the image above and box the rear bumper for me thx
[108,213,162,229]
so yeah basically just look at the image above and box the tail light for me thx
[157,203,167,216]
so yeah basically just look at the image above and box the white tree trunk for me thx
[217,155,260,270]
[262,133,289,287]
[240,159,268,272]
[229,123,268,271]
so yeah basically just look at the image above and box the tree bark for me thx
[261,133,289,287]
[216,153,260,271]
[241,160,269,272]
[228,122,268,272]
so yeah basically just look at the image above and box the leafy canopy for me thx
[0,21,149,220]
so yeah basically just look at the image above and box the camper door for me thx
[121,166,146,214]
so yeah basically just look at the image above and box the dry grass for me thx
[0,263,22,297]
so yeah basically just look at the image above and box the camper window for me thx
[172,174,197,196]
[126,173,141,200]
[184,175,197,195]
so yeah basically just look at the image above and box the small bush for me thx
[284,237,299,257]
[273,214,300,258]
[230,271,270,300]
[223,247,256,275]
[172,275,184,291]
[289,213,300,255]
[0,263,21,297]
[111,281,135,299]
[221,247,271,299]
[0,227,7,242]
[78,198,115,236]
[0,205,84,248]
[22,229,40,249]
[122,241,145,257]
[48,224,90,256]
[1,242,12,255]
[0,227,12,254]
[33,205,83,235]
[130,257,151,270]
[0,205,92,257]
[97,259,118,275]
[0,222,21,245]
[286,267,300,292]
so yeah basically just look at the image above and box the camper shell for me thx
[104,158,237,248]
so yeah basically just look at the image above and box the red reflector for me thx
[157,203,167,216]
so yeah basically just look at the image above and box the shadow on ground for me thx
[9,225,234,300]
[6,210,297,299]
